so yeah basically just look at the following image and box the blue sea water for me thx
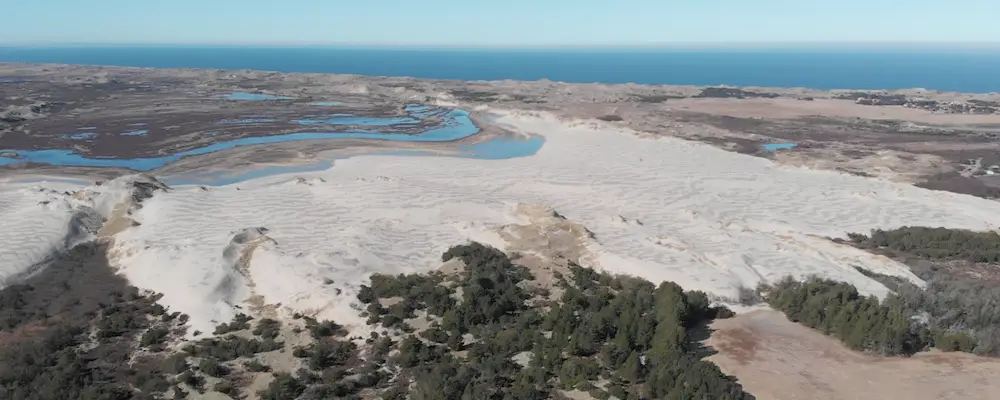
[1,46,999,92]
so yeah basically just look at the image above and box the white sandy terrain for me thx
[0,177,141,286]
[5,110,1000,335]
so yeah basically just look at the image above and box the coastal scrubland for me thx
[761,227,1000,357]
[7,64,1000,400]
[0,243,752,400]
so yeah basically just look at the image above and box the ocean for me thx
[1,46,999,93]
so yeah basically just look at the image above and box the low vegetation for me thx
[0,243,189,399]
[344,242,750,399]
[847,226,1000,262]
[694,87,778,99]
[596,114,624,122]
[765,226,1000,357]
[1,240,753,399]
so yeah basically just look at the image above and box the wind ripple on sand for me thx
[9,110,1000,335]
[0,187,77,285]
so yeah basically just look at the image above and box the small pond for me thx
[761,142,797,151]
[63,132,98,140]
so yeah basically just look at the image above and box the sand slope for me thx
[0,177,145,286]
[6,110,1000,335]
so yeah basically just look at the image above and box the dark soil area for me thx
[916,173,1000,199]
[0,79,442,160]
[675,111,1000,199]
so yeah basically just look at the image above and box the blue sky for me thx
[2,0,998,46]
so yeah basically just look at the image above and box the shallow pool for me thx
[761,142,797,151]
[458,135,545,160]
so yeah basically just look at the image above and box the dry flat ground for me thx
[705,309,1000,400]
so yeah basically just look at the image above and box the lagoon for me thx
[164,133,545,186]
[0,108,543,176]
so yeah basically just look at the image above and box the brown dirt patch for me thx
[705,309,1000,400]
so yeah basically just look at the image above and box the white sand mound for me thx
[7,110,1000,335]
[0,175,164,286]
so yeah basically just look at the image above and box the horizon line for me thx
[3,41,1000,50]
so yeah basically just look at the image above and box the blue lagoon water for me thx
[63,132,98,140]
[0,108,510,172]
[120,129,149,136]
[165,133,547,186]
[1,46,999,92]
[458,136,545,160]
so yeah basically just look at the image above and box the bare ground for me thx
[705,309,1000,400]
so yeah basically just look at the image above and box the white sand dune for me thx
[0,177,142,286]
[0,185,78,286]
[5,109,1000,335]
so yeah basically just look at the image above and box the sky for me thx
[2,0,998,46]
